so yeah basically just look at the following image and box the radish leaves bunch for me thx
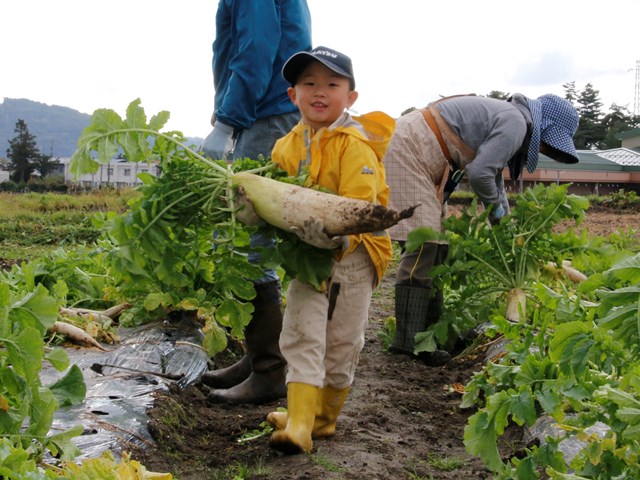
[70,100,337,355]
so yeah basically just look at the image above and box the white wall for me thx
[621,136,640,149]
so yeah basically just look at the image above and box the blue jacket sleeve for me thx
[213,0,281,130]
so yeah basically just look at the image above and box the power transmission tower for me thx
[635,59,640,116]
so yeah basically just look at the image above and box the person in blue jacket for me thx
[200,0,312,405]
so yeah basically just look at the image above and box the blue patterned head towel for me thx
[526,94,579,172]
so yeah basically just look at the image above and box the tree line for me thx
[486,81,640,150]
[4,119,61,183]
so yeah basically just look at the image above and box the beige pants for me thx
[280,245,375,388]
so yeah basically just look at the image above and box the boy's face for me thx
[288,61,358,131]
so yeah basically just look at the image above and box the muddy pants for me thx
[279,245,375,389]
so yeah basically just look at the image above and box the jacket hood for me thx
[293,111,395,160]
[351,111,396,160]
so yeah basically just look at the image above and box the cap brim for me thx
[541,127,579,164]
[282,51,353,85]
[282,52,317,85]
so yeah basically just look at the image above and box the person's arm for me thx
[464,114,526,218]
[215,0,281,130]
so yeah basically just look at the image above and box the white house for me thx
[54,158,162,188]
[616,128,640,150]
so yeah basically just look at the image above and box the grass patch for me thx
[312,449,346,474]
[426,453,465,471]
[212,460,271,480]
[0,189,137,217]
[0,190,138,261]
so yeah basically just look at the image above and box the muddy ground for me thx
[135,266,496,480]
[125,204,639,480]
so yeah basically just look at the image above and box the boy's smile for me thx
[288,61,358,132]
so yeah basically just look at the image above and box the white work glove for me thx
[489,203,505,226]
[201,120,235,160]
[233,186,264,226]
[291,217,344,250]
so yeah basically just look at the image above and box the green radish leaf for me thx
[215,299,254,339]
[143,292,173,311]
[0,438,34,475]
[154,256,192,288]
[464,408,502,471]
[549,321,593,376]
[48,365,87,407]
[203,322,228,357]
[600,386,640,409]
[225,276,257,301]
[273,231,335,290]
[25,387,57,438]
[622,423,640,441]
[11,285,58,332]
[597,303,638,341]
[6,327,44,380]
[616,407,640,425]
[510,387,537,427]
[149,110,171,131]
[536,387,564,418]
[45,347,70,372]
[605,252,640,284]
[0,367,28,402]
[414,329,437,353]
[405,227,445,253]
[511,456,538,480]
[597,286,640,313]
[45,425,84,461]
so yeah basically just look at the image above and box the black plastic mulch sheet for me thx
[41,314,210,459]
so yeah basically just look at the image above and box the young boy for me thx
[265,46,395,454]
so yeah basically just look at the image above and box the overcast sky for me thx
[1,0,638,139]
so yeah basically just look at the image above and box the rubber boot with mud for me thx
[200,354,251,389]
[207,280,287,404]
[391,242,450,366]
[267,386,350,438]
[390,284,431,355]
[269,382,319,454]
[392,285,451,367]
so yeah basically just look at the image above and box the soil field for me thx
[129,205,639,480]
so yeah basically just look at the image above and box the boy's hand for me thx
[234,186,265,226]
[291,217,344,249]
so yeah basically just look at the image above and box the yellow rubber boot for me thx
[314,386,350,437]
[269,382,318,454]
[266,410,288,431]
[266,388,324,432]
[267,386,349,438]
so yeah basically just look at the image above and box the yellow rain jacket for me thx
[271,111,395,284]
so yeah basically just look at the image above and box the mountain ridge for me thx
[0,98,203,159]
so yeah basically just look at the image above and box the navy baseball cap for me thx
[282,46,355,89]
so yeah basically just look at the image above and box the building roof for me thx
[615,128,640,141]
[597,148,640,167]
[537,148,640,172]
